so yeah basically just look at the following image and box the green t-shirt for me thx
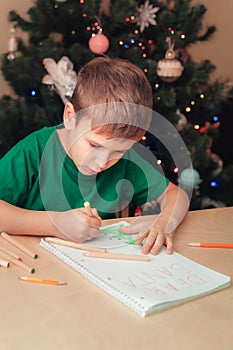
[0,126,169,219]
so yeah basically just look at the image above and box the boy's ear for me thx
[63,102,76,130]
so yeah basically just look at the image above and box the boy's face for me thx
[67,126,136,176]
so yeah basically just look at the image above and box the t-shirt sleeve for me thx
[124,148,169,206]
[0,140,37,206]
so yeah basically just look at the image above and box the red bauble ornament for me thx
[88,33,109,54]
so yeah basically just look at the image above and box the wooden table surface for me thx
[0,207,232,350]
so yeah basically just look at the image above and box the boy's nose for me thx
[94,150,110,170]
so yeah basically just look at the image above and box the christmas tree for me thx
[0,0,232,211]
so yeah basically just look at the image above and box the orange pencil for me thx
[19,276,67,285]
[187,242,233,249]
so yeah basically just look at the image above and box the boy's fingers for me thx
[92,208,101,220]
[142,231,164,255]
[120,225,140,235]
[165,235,174,254]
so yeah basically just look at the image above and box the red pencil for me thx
[187,242,233,249]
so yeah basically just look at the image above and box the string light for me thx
[194,124,200,130]
[173,167,179,173]
[185,107,191,112]
[213,115,219,122]
[157,159,162,165]
[180,34,186,39]
[141,135,147,141]
[191,100,195,105]
[30,89,36,97]
[210,180,219,188]
[168,27,175,34]
[155,83,159,89]
[200,93,205,99]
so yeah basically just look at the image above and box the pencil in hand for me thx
[84,201,94,217]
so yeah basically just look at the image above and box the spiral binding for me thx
[40,239,147,317]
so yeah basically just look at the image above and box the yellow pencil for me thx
[19,276,67,285]
[0,232,38,259]
[44,237,106,253]
[83,251,150,262]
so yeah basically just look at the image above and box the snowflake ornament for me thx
[135,0,160,32]
[42,56,77,104]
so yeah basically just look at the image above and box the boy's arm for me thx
[156,181,190,234]
[0,199,57,236]
[121,182,190,255]
[139,182,190,255]
[0,200,101,242]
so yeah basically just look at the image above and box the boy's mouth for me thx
[81,166,100,175]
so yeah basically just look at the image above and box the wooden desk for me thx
[0,207,232,350]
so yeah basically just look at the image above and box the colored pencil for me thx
[0,246,22,261]
[0,251,35,273]
[19,276,67,285]
[0,232,38,259]
[83,251,150,261]
[187,242,233,249]
[44,237,106,253]
[0,258,10,268]
[84,201,94,217]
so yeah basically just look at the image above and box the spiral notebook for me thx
[40,222,231,317]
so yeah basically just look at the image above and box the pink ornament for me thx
[88,33,109,54]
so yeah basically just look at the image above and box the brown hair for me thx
[71,57,153,139]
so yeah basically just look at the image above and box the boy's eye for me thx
[90,143,100,148]
[114,150,125,155]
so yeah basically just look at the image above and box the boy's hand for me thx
[120,216,175,255]
[51,208,101,243]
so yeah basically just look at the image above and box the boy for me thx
[0,57,189,255]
